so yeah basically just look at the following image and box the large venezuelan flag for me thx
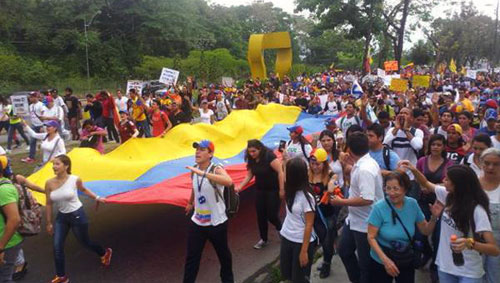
[28,104,333,206]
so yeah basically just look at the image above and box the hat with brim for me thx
[193,140,215,152]
[287,125,304,135]
[44,120,60,129]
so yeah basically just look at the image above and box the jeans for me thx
[136,120,151,138]
[438,270,482,283]
[104,117,120,143]
[28,125,42,159]
[483,229,500,283]
[53,207,105,277]
[280,236,316,283]
[7,124,29,150]
[321,215,338,264]
[0,243,22,283]
[369,257,415,283]
[0,121,9,135]
[68,117,79,140]
[255,189,282,242]
[338,224,371,283]
[183,221,233,283]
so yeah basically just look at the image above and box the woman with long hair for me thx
[45,155,112,283]
[478,148,500,283]
[403,161,500,282]
[308,148,338,278]
[150,99,172,137]
[236,139,284,249]
[280,157,315,283]
[319,130,344,188]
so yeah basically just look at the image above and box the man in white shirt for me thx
[22,92,45,163]
[330,132,384,283]
[491,118,500,149]
[383,107,424,166]
[41,96,65,136]
[115,89,129,113]
[336,102,362,135]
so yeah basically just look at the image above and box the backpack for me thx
[0,180,42,237]
[191,163,239,218]
[463,152,473,167]
[382,146,391,170]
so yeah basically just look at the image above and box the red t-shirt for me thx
[119,120,136,143]
[151,111,169,137]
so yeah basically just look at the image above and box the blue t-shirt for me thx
[368,197,425,264]
[369,148,400,171]
[478,127,496,137]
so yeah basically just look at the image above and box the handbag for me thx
[380,198,422,269]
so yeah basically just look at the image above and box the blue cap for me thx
[44,120,60,129]
[485,108,498,121]
[193,140,215,152]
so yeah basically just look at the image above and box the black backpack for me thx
[382,146,391,170]
[191,163,239,218]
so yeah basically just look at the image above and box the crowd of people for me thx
[0,68,499,283]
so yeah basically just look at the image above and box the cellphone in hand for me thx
[279,140,287,152]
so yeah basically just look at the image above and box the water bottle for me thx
[450,234,464,266]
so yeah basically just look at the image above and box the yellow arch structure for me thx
[247,32,292,80]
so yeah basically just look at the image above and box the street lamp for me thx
[84,11,101,92]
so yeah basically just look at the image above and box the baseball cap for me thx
[45,96,54,103]
[0,156,8,170]
[193,140,215,152]
[287,125,304,135]
[310,148,328,162]
[486,99,498,109]
[324,118,336,127]
[44,120,60,129]
[485,108,498,121]
[448,124,463,135]
[201,100,208,104]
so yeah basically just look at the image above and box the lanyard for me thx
[197,164,212,193]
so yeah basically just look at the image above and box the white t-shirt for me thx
[435,185,492,278]
[347,153,384,233]
[280,191,316,243]
[461,153,482,177]
[191,164,227,227]
[199,109,214,124]
[115,97,129,112]
[29,101,45,127]
[25,127,66,163]
[491,136,500,150]
[383,127,424,166]
[485,185,500,232]
[336,115,361,135]
[53,96,68,114]
[43,105,64,123]
[286,140,313,164]
[323,101,339,115]
[329,159,344,188]
[430,126,448,139]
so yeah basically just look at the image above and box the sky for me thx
[209,0,499,18]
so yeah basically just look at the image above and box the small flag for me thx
[351,80,363,99]
[449,59,457,73]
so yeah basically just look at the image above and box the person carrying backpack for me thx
[184,140,235,283]
[283,125,312,165]
[0,155,23,282]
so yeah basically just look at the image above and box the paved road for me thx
[20,189,284,283]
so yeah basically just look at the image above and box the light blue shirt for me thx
[368,197,425,264]
[369,148,400,171]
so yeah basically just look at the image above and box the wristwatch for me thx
[466,238,475,249]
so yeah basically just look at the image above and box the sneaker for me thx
[319,262,331,279]
[12,262,28,280]
[50,275,69,283]
[25,146,30,151]
[253,239,267,249]
[21,157,35,164]
[101,248,113,267]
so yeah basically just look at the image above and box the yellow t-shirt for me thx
[132,98,146,122]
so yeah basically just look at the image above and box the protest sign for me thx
[126,80,144,95]
[389,78,408,92]
[159,68,180,85]
[384,61,398,71]
[10,95,29,116]
[384,74,400,86]
[412,75,430,88]
[377,68,386,77]
[221,77,234,87]
[466,70,477,79]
